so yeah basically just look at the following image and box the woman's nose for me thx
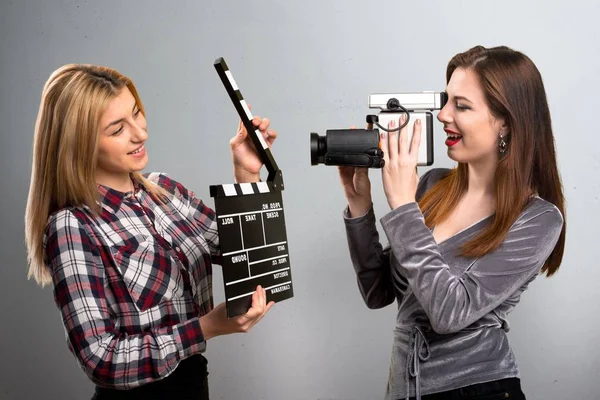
[132,121,148,141]
[437,103,451,124]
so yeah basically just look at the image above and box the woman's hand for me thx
[380,115,422,210]
[338,125,373,218]
[230,108,278,183]
[200,285,274,340]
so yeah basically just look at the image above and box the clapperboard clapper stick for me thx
[210,58,294,318]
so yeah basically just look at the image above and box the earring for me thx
[499,133,507,155]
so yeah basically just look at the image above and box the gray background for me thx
[1,0,598,399]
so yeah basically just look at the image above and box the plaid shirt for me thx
[44,173,220,390]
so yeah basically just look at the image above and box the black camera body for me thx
[310,129,383,168]
[311,92,447,168]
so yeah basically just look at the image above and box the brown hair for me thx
[25,64,166,286]
[419,45,566,277]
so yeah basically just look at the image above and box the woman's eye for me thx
[456,104,470,111]
[133,108,141,117]
[112,126,124,136]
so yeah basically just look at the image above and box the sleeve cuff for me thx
[379,202,433,259]
[380,202,422,227]
[343,203,374,224]
[174,317,206,359]
[379,202,427,244]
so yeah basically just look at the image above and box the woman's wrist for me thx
[234,167,260,184]
[388,196,416,210]
[199,314,218,341]
[347,198,372,218]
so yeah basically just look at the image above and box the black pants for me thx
[408,377,525,400]
[92,354,209,400]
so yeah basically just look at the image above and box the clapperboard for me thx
[210,58,294,318]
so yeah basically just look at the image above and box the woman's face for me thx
[437,67,507,166]
[96,87,148,188]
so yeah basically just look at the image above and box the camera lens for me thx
[310,133,327,165]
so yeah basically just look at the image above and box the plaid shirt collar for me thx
[96,177,145,214]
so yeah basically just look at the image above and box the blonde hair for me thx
[25,64,165,286]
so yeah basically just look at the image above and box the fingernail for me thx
[380,133,385,139]
[416,119,421,125]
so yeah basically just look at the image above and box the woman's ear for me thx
[499,119,510,137]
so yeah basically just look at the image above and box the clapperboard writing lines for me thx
[228,281,293,302]
[218,205,289,302]
[218,208,283,219]
[222,241,287,257]
[248,254,289,266]
[237,215,245,272]
[226,267,291,286]
[261,209,266,245]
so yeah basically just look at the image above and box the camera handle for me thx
[367,98,411,132]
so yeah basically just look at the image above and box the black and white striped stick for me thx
[212,57,283,189]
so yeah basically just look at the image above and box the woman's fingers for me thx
[258,285,266,310]
[239,286,273,331]
[266,129,278,143]
[410,118,422,160]
[387,119,398,164]
[398,114,409,158]
[243,289,262,320]
[338,166,356,190]
[258,117,270,132]
[380,126,389,167]
[230,118,248,148]
[265,301,275,313]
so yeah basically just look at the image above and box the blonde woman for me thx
[25,64,276,399]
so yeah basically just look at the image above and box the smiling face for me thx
[437,67,508,167]
[96,87,148,190]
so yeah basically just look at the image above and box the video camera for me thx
[310,91,447,168]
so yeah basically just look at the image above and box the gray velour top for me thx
[343,168,563,400]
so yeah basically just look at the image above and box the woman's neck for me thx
[466,159,496,198]
[96,172,133,193]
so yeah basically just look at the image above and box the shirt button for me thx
[175,246,181,253]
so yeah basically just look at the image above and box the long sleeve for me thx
[187,196,220,260]
[45,210,206,390]
[379,200,563,334]
[341,169,446,309]
[146,172,220,259]
[344,205,406,309]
